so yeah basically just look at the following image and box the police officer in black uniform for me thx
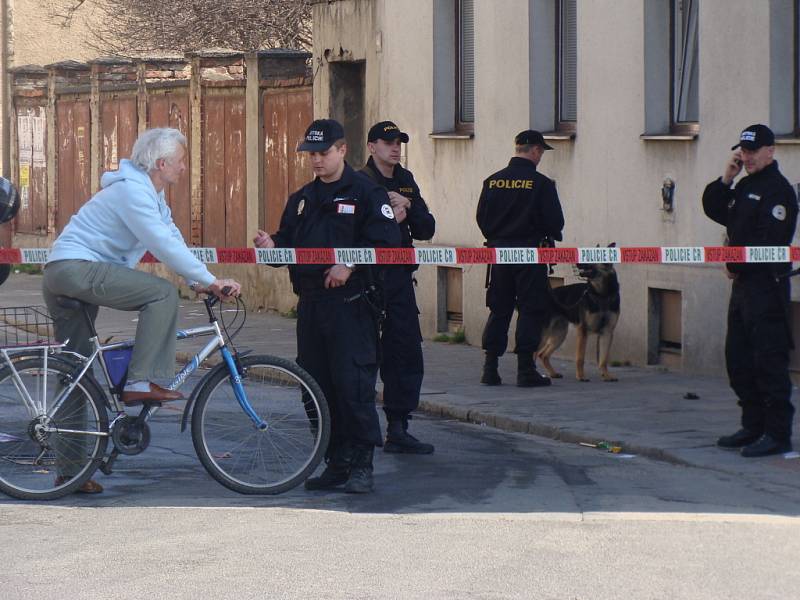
[476,130,564,387]
[362,121,436,454]
[254,119,400,492]
[703,124,798,457]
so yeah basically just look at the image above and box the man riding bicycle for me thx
[42,127,241,493]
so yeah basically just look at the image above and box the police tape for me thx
[1,246,798,265]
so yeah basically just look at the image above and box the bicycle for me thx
[0,293,330,500]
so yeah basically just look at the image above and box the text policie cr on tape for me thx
[3,246,800,265]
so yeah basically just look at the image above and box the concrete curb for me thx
[416,396,693,468]
[178,350,692,469]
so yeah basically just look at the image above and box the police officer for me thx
[476,130,564,387]
[362,121,436,454]
[703,124,798,457]
[254,119,400,493]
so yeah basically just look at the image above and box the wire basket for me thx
[0,306,55,348]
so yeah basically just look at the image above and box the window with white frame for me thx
[558,0,577,128]
[671,0,699,129]
[432,0,474,135]
[643,0,698,137]
[458,0,475,125]
[769,0,799,136]
[529,0,576,134]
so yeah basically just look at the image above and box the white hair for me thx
[130,128,187,172]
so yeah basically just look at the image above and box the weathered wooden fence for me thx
[8,50,312,254]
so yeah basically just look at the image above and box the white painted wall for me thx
[313,0,800,374]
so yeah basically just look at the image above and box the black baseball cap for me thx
[515,130,553,150]
[298,119,345,152]
[731,124,775,151]
[368,121,410,143]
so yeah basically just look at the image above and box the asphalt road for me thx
[1,402,799,600]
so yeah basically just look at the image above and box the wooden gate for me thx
[55,98,92,232]
[148,92,192,237]
[262,88,312,234]
[202,93,247,248]
[13,103,48,235]
[99,95,138,176]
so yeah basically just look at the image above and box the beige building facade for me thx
[312,0,800,375]
[1,0,98,248]
[1,0,100,166]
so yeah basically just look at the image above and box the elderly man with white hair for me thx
[42,128,241,492]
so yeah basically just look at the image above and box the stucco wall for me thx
[313,0,800,375]
[10,0,100,66]
[1,0,100,178]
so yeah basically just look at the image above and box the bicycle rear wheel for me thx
[0,357,108,500]
[191,355,329,495]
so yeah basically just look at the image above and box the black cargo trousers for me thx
[296,286,383,460]
[725,275,795,442]
[481,262,550,356]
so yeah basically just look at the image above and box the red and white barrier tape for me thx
[1,246,797,265]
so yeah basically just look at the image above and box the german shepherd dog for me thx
[536,253,621,382]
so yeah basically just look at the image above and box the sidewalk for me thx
[4,271,799,489]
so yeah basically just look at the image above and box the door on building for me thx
[328,61,366,169]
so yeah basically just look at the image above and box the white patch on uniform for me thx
[337,203,355,214]
[297,198,305,215]
[748,193,761,201]
[772,205,787,221]
[381,204,394,219]
[728,199,736,209]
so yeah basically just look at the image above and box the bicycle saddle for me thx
[55,295,86,311]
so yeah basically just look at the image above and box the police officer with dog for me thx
[254,119,400,493]
[477,130,565,387]
[702,124,798,457]
[362,120,436,455]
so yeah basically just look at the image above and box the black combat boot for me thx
[716,428,761,449]
[740,434,792,458]
[305,443,354,491]
[480,353,502,385]
[384,416,435,455]
[344,445,375,494]
[516,353,551,387]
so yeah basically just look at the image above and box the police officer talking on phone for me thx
[254,119,400,493]
[702,124,798,457]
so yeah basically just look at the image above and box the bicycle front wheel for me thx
[0,357,108,500]
[191,355,330,495]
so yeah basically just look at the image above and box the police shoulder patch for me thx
[381,204,394,219]
[772,204,787,221]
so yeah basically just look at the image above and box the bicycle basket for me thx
[103,346,134,388]
[0,306,54,348]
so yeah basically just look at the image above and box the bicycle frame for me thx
[13,296,266,437]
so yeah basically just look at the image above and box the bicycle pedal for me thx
[99,450,119,475]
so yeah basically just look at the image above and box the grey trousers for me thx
[42,260,179,381]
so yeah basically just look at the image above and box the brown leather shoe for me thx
[121,382,184,406]
[54,476,104,494]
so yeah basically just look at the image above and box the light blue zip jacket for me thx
[48,159,215,287]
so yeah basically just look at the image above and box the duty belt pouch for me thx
[483,242,492,289]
